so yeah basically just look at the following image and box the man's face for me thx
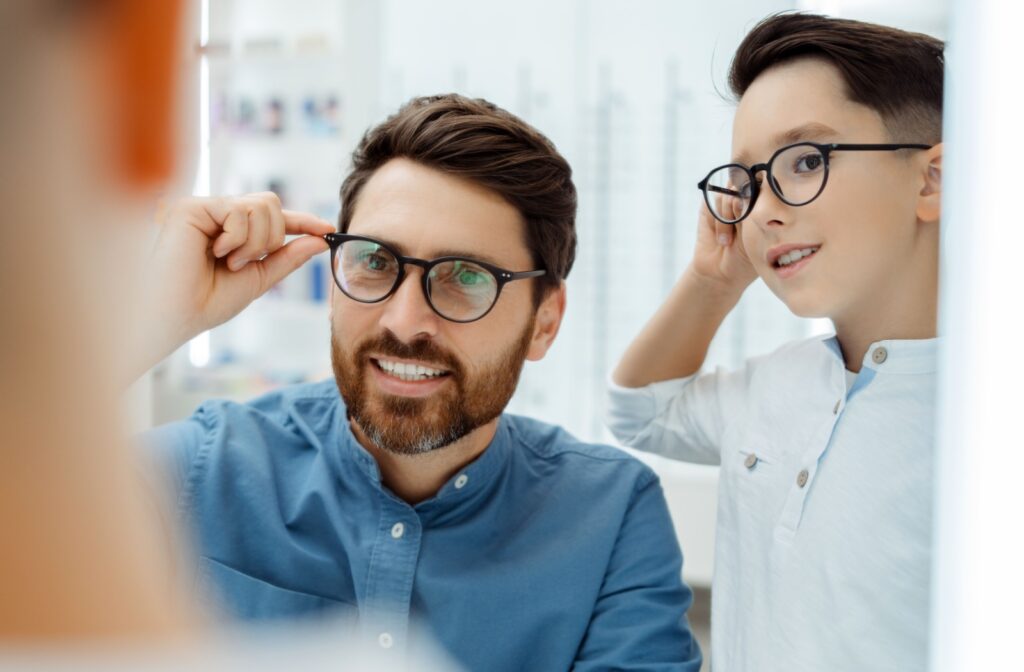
[732,58,931,322]
[331,158,546,455]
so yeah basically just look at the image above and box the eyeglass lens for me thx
[332,239,500,321]
[703,143,828,223]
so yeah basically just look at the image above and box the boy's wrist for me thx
[681,265,750,307]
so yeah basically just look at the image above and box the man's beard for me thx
[331,320,534,456]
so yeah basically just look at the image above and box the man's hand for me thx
[134,193,336,378]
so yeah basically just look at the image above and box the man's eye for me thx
[457,269,486,286]
[360,252,392,271]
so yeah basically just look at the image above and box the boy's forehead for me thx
[730,58,882,164]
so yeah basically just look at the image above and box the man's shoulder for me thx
[195,378,342,423]
[502,414,659,490]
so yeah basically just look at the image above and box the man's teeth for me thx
[376,359,447,382]
[777,247,820,267]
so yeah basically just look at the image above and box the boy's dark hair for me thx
[339,94,577,305]
[729,12,944,143]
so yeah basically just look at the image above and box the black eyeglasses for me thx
[323,233,547,323]
[697,142,933,225]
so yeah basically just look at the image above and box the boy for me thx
[606,13,943,672]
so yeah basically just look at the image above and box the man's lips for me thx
[367,356,453,398]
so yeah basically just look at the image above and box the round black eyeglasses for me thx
[324,233,547,323]
[697,142,933,225]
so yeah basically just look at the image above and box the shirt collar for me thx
[331,402,512,513]
[821,334,939,375]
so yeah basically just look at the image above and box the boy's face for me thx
[731,58,935,322]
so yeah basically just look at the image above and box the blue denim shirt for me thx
[146,380,701,671]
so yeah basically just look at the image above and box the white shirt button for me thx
[872,347,889,365]
[391,522,405,539]
[454,474,469,489]
[378,632,393,649]
[833,399,841,415]
[744,453,758,469]
[797,469,810,488]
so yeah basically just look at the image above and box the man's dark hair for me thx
[729,12,945,143]
[339,94,577,305]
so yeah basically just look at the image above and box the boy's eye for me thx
[794,153,825,173]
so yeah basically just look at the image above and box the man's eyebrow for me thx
[733,122,841,164]
[371,236,511,268]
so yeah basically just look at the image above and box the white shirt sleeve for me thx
[604,362,757,467]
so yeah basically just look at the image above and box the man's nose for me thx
[377,268,441,342]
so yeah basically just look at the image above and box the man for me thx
[142,94,702,671]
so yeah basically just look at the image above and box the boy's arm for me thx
[612,203,757,388]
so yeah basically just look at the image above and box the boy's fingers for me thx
[211,208,248,258]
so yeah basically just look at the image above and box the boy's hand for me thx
[138,193,336,371]
[688,200,758,295]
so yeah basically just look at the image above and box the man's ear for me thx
[916,142,943,224]
[526,282,567,362]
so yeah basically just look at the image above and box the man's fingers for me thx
[283,209,336,236]
[226,201,271,271]
[211,208,248,258]
[251,235,330,294]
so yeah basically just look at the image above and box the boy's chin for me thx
[776,291,832,320]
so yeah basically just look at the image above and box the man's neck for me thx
[350,418,500,505]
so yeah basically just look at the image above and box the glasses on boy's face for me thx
[323,233,547,323]
[697,142,934,225]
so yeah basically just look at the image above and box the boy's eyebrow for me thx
[733,122,841,164]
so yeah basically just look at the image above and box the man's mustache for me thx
[356,330,464,378]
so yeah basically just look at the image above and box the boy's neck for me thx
[832,248,939,373]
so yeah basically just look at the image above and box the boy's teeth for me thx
[376,359,446,381]
[778,247,819,267]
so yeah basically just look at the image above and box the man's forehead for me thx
[732,121,841,165]
[349,160,531,267]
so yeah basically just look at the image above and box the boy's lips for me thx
[765,243,822,280]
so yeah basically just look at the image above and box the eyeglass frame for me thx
[323,232,548,323]
[696,141,934,225]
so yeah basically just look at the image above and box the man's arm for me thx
[573,475,702,671]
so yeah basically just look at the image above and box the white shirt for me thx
[606,335,937,672]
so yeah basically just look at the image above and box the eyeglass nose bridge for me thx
[744,161,789,213]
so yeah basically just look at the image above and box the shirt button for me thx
[797,469,809,488]
[872,346,888,364]
[391,522,405,539]
[378,632,393,649]
[744,453,758,469]
[833,399,841,415]
[454,474,469,489]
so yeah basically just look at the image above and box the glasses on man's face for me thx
[323,233,547,323]
[696,141,934,225]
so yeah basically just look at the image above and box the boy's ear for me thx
[916,143,943,224]
[526,283,567,362]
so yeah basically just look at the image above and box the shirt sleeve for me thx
[572,474,703,671]
[604,361,756,466]
[140,404,219,508]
